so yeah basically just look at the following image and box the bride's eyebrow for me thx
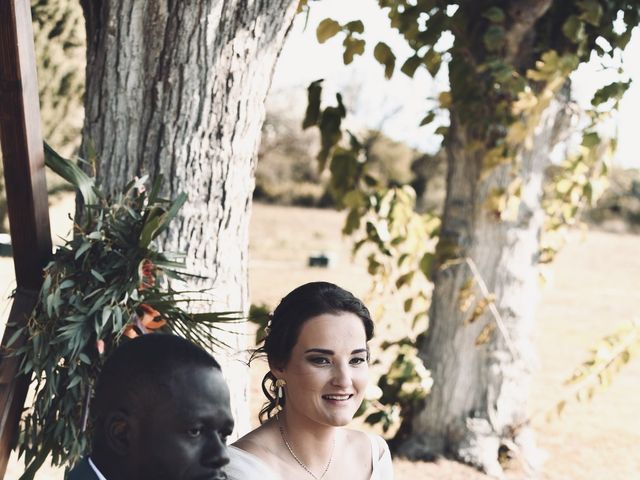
[304,348,333,354]
[304,348,368,355]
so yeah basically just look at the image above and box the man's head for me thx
[91,334,233,480]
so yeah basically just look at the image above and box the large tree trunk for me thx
[80,0,298,435]
[399,91,571,477]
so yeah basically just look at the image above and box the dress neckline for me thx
[230,432,382,476]
[229,445,279,474]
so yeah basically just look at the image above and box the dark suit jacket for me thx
[66,458,100,480]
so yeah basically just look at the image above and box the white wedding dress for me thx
[225,433,394,479]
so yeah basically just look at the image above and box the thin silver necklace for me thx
[276,413,335,480]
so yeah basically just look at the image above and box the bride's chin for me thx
[325,414,355,427]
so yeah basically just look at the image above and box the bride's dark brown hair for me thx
[251,281,374,423]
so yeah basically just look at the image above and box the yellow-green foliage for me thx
[305,0,640,436]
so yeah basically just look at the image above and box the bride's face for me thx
[274,311,369,428]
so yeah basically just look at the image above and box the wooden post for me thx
[0,0,52,477]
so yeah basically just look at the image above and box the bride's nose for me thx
[330,361,352,387]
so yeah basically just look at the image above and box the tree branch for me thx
[505,0,554,63]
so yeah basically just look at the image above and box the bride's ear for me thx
[268,360,285,376]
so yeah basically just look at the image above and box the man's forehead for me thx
[161,366,230,410]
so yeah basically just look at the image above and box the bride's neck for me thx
[276,410,338,460]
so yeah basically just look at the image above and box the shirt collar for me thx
[88,457,108,480]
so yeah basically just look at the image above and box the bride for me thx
[226,281,393,479]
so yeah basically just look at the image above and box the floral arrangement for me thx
[9,145,238,479]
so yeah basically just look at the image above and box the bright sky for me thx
[272,0,640,168]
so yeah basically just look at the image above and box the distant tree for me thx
[256,92,324,205]
[257,89,425,206]
[307,1,640,476]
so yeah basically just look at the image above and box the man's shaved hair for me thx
[91,334,221,433]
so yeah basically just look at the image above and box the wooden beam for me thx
[0,0,52,477]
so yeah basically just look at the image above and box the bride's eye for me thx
[350,357,367,365]
[308,356,330,365]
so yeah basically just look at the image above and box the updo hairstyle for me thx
[253,281,374,422]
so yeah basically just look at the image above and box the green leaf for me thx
[576,0,603,26]
[613,29,633,50]
[419,252,435,280]
[424,49,442,77]
[582,132,601,148]
[91,269,105,283]
[562,15,585,44]
[395,272,414,289]
[317,95,346,171]
[343,36,365,65]
[483,26,505,52]
[316,18,341,43]
[403,298,413,313]
[365,411,385,425]
[435,126,449,136]
[419,111,435,127]
[59,279,74,290]
[303,79,323,129]
[74,242,91,260]
[591,81,631,106]
[329,149,360,199]
[345,20,364,34]
[5,328,24,348]
[342,190,365,209]
[482,7,505,23]
[44,143,98,206]
[101,307,111,327]
[153,192,187,237]
[67,375,82,389]
[190,312,242,323]
[343,209,361,235]
[401,55,421,78]
[138,193,187,248]
[373,42,396,79]
[147,174,163,203]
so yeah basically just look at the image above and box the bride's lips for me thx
[321,393,354,404]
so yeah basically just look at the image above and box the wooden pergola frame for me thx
[0,0,53,477]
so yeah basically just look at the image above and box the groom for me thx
[66,334,234,480]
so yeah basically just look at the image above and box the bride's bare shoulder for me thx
[232,422,280,458]
[343,428,376,455]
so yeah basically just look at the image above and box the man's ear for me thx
[104,411,132,456]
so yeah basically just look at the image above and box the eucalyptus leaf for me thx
[44,143,98,206]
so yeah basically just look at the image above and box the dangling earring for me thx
[274,378,286,410]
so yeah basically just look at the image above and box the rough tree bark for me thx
[400,94,570,477]
[398,1,573,477]
[80,0,298,435]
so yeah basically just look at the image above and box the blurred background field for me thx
[2,197,638,479]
